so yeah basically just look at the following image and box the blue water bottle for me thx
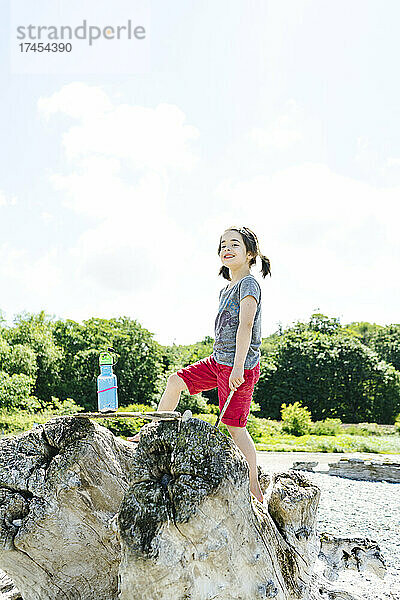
[97,348,118,412]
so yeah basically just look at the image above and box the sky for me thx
[0,0,399,346]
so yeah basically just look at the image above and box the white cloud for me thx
[355,136,380,170]
[68,197,189,294]
[38,82,113,121]
[0,191,17,207]
[50,155,138,217]
[46,138,400,341]
[249,100,303,150]
[39,83,199,171]
[38,83,201,306]
[386,157,400,168]
[214,162,383,224]
[19,84,398,344]
[0,244,62,298]
[208,162,400,331]
[40,211,54,223]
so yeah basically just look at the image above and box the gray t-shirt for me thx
[212,274,262,369]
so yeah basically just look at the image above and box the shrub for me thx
[246,415,282,441]
[194,413,229,435]
[249,400,261,414]
[356,422,384,436]
[344,422,390,436]
[395,414,400,434]
[203,403,219,415]
[0,409,39,435]
[40,396,82,415]
[311,418,342,436]
[281,401,312,436]
[177,392,210,414]
[100,402,157,437]
[0,371,41,412]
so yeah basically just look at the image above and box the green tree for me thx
[366,324,400,371]
[253,324,400,423]
[3,311,62,403]
[260,332,280,355]
[0,337,10,370]
[176,336,215,366]
[0,338,37,377]
[52,316,164,410]
[344,321,384,344]
[0,371,40,412]
[7,344,38,378]
[306,312,342,335]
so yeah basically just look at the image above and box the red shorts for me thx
[176,355,260,427]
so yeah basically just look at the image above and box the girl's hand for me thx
[229,366,245,391]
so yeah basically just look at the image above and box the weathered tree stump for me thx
[317,533,386,581]
[0,417,136,600]
[310,533,386,600]
[117,417,321,599]
[0,416,387,600]
[0,569,20,599]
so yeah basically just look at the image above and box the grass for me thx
[253,433,400,453]
[0,408,71,435]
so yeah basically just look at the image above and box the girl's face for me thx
[219,230,252,268]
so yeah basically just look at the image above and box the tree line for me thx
[0,310,399,423]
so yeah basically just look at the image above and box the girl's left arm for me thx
[229,296,258,391]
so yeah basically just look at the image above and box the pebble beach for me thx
[258,451,400,600]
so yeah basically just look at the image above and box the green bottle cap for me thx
[99,351,113,366]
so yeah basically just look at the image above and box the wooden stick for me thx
[72,411,182,421]
[214,389,235,428]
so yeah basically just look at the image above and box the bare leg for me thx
[226,424,263,502]
[126,374,188,442]
[157,373,188,411]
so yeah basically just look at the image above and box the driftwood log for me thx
[0,570,20,600]
[327,457,400,483]
[291,462,318,473]
[0,416,386,600]
[117,417,321,600]
[0,417,136,599]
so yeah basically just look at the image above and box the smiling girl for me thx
[128,225,271,503]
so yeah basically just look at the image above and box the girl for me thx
[128,225,271,503]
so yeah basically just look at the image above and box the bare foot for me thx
[250,479,264,503]
[126,432,140,443]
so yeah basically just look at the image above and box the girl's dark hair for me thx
[217,225,271,281]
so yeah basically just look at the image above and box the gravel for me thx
[257,451,400,600]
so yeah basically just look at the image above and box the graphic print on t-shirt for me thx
[214,309,237,349]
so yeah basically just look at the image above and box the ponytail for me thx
[218,265,231,280]
[258,251,271,278]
